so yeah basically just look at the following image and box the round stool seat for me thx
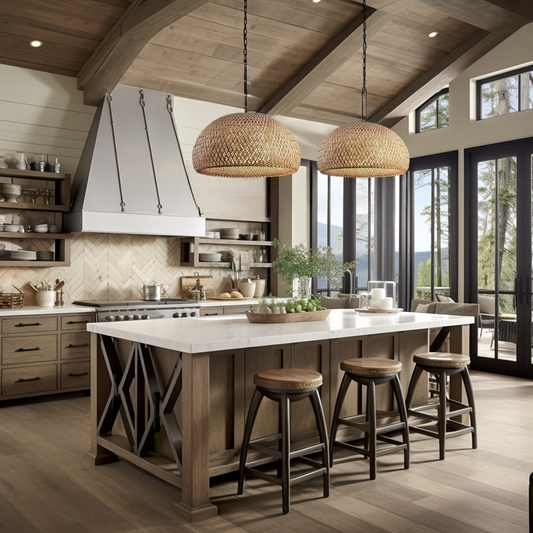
[253,368,323,390]
[413,352,470,368]
[340,358,402,377]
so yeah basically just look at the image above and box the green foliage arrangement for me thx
[272,239,356,296]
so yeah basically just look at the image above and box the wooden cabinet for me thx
[0,168,72,267]
[0,312,93,400]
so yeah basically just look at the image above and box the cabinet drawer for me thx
[61,314,94,331]
[2,316,58,335]
[2,335,58,365]
[61,332,91,360]
[223,305,252,315]
[2,364,57,397]
[60,361,90,390]
[200,308,223,316]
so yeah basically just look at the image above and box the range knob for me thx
[124,315,134,321]
[104,315,115,322]
[181,312,188,317]
[172,312,180,318]
[116,315,124,321]
[190,311,197,317]
[133,315,141,320]
[141,314,150,320]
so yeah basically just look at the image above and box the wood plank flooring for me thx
[0,371,530,532]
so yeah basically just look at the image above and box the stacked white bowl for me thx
[0,183,22,203]
[34,224,49,233]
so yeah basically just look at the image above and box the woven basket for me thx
[0,290,25,309]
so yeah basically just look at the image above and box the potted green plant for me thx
[272,239,356,298]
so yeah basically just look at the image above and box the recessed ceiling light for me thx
[29,40,43,47]
[313,0,321,3]
[428,31,438,38]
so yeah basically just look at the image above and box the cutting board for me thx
[180,275,215,298]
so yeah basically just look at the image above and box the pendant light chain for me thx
[361,0,367,122]
[243,0,248,113]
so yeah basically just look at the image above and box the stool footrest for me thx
[249,441,325,461]
[335,439,407,458]
[339,415,406,435]
[410,424,474,439]
[244,463,327,487]
[408,404,472,421]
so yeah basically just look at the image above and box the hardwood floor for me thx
[0,371,530,532]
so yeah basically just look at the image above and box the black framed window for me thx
[402,152,458,307]
[415,89,449,133]
[311,163,396,297]
[477,65,533,120]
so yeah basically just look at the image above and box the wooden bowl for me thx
[246,309,330,323]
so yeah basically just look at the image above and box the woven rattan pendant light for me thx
[192,0,301,178]
[317,0,409,178]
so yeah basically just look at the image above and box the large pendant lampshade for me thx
[192,0,301,178]
[317,0,409,178]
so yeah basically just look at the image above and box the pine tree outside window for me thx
[415,89,449,133]
[477,66,533,119]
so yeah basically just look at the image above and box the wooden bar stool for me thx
[405,352,477,460]
[237,368,330,514]
[330,358,409,480]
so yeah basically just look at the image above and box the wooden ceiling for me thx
[1,0,533,127]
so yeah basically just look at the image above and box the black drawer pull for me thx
[204,313,220,316]
[15,322,41,328]
[68,372,89,377]
[15,347,41,352]
[66,343,90,348]
[67,320,90,324]
[15,377,41,383]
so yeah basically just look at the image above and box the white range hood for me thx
[65,84,205,237]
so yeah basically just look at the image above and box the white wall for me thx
[0,63,334,297]
[393,23,533,300]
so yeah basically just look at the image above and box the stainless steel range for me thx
[73,298,200,322]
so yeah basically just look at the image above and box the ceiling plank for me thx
[78,0,208,106]
[258,8,396,117]
[370,28,514,125]
[409,0,532,31]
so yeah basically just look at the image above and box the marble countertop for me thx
[87,309,475,354]
[0,304,96,317]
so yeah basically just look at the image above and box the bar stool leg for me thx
[367,379,377,480]
[405,364,424,412]
[238,388,264,495]
[329,373,352,467]
[309,389,330,497]
[280,394,291,514]
[438,371,447,460]
[461,367,477,449]
[391,374,410,469]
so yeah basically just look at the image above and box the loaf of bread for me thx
[219,292,231,298]
[230,291,243,299]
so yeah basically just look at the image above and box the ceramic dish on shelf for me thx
[9,250,37,261]
[34,224,49,233]
[199,252,222,262]
[4,224,20,232]
[220,228,239,239]
[36,251,54,261]
[205,231,220,239]
[239,233,254,240]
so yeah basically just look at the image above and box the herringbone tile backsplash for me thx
[0,233,233,305]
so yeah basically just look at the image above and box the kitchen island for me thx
[87,310,474,522]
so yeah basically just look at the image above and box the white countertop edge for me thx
[0,304,96,316]
[87,310,475,354]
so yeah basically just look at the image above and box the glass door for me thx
[465,140,533,378]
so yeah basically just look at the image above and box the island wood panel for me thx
[208,349,244,456]
[243,344,290,442]
[397,329,429,407]
[289,339,331,440]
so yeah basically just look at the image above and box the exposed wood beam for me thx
[78,0,207,106]
[370,28,515,125]
[258,8,397,117]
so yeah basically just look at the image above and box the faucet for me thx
[344,269,353,295]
